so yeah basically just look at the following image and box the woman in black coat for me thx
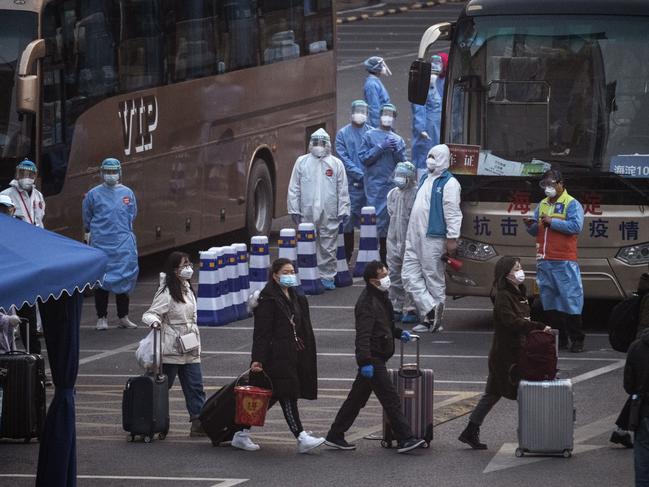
[458,256,551,450]
[231,258,324,453]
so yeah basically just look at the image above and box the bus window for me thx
[172,0,219,82]
[223,0,259,71]
[303,0,333,54]
[259,1,302,65]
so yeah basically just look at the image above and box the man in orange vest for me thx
[525,169,586,352]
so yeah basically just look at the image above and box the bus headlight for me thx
[616,242,649,265]
[456,238,497,261]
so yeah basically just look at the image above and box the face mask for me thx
[393,176,407,189]
[431,61,443,75]
[104,174,119,186]
[544,186,557,198]
[511,269,525,284]
[279,274,298,288]
[179,266,193,280]
[18,178,34,191]
[430,74,438,85]
[351,113,367,125]
[377,275,391,291]
[311,146,326,158]
[380,115,394,127]
[426,157,438,172]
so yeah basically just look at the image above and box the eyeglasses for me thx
[539,180,557,188]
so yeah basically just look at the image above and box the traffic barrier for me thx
[278,228,303,292]
[249,236,270,294]
[212,246,235,325]
[334,222,353,288]
[354,206,380,277]
[197,250,219,326]
[223,245,240,323]
[297,223,324,295]
[234,243,250,319]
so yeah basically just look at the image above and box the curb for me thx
[336,0,464,24]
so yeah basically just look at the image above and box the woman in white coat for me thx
[142,251,206,436]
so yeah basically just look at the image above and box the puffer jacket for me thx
[142,273,201,365]
[624,329,649,418]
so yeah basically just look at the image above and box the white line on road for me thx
[338,47,449,71]
[78,342,139,365]
[0,474,248,486]
[338,2,385,14]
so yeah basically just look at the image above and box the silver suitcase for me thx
[516,379,575,458]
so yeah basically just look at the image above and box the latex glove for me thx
[291,213,301,225]
[379,136,395,151]
[400,331,411,343]
[83,232,91,245]
[421,131,430,140]
[360,364,374,379]
[446,238,458,257]
[251,361,263,373]
[7,315,21,327]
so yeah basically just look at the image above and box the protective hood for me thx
[427,144,451,173]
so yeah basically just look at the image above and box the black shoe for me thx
[559,339,569,351]
[570,340,584,353]
[458,422,487,450]
[324,435,356,450]
[610,430,633,448]
[397,437,426,453]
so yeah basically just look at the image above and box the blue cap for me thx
[363,56,384,74]
[380,103,397,116]
[101,158,121,171]
[395,161,416,177]
[17,159,37,172]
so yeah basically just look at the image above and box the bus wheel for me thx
[245,161,273,238]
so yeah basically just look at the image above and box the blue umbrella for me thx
[0,215,108,487]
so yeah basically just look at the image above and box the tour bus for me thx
[1,0,335,255]
[409,0,649,300]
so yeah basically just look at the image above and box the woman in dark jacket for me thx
[458,256,550,450]
[231,258,324,453]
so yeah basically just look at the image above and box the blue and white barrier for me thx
[354,206,379,277]
[223,246,240,323]
[249,236,270,293]
[214,246,235,325]
[278,228,304,292]
[297,223,324,295]
[234,243,250,319]
[334,223,353,288]
[197,250,219,326]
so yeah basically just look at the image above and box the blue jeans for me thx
[635,417,649,487]
[163,363,206,420]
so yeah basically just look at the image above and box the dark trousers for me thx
[95,289,130,318]
[242,397,304,438]
[636,418,649,486]
[547,310,585,344]
[379,237,387,265]
[17,304,41,355]
[328,362,413,441]
[344,232,355,263]
[469,392,501,426]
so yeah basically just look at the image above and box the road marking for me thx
[0,474,248,486]
[338,2,386,14]
[337,47,449,71]
[78,342,139,365]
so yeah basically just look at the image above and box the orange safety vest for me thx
[535,190,579,261]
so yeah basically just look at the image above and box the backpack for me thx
[518,330,558,381]
[608,294,642,353]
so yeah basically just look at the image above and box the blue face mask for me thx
[279,274,298,288]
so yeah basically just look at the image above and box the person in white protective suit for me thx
[287,128,351,290]
[402,144,462,333]
[386,161,419,324]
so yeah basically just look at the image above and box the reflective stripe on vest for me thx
[535,191,578,261]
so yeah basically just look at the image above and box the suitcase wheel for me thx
[562,449,572,458]
[157,432,167,440]
[515,448,524,458]
[143,435,152,444]
[422,441,430,449]
[380,440,392,449]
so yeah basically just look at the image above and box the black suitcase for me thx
[122,328,169,443]
[199,379,243,446]
[0,318,47,442]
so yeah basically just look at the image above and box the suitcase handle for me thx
[399,334,421,376]
[152,326,164,379]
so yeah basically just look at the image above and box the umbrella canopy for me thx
[0,215,108,312]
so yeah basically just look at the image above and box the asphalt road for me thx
[0,3,636,487]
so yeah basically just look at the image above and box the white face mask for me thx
[430,74,438,84]
[18,178,34,191]
[103,174,119,186]
[380,115,394,127]
[377,275,391,291]
[544,186,557,198]
[393,176,407,189]
[512,269,525,284]
[351,113,367,125]
[311,146,326,158]
[179,266,193,280]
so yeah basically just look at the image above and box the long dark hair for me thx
[162,251,193,303]
[269,258,294,282]
[493,256,520,291]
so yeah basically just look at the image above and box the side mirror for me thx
[17,39,46,114]
[408,60,431,105]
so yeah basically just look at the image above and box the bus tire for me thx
[245,161,273,238]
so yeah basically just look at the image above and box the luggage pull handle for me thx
[152,326,163,380]
[399,334,421,378]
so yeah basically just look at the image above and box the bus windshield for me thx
[447,15,649,176]
[0,10,37,161]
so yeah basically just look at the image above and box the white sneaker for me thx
[411,323,430,333]
[231,430,260,451]
[96,317,108,331]
[118,316,138,329]
[297,431,325,453]
[431,302,444,333]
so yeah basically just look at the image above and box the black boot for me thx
[458,421,487,450]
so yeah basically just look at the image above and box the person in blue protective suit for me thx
[386,162,419,324]
[411,53,448,180]
[358,103,407,264]
[83,158,139,331]
[335,100,373,263]
[524,169,586,353]
[363,56,392,128]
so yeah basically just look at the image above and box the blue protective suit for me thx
[335,122,373,232]
[358,128,407,238]
[364,75,391,128]
[82,183,139,294]
[411,77,445,172]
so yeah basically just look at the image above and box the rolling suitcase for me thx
[122,327,169,443]
[200,379,243,446]
[382,335,434,448]
[0,318,47,442]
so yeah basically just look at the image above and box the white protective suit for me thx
[287,150,350,280]
[1,180,45,227]
[386,181,418,314]
[402,145,462,321]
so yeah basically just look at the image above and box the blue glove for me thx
[360,364,374,379]
[291,214,301,225]
[400,331,411,343]
[379,136,394,150]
